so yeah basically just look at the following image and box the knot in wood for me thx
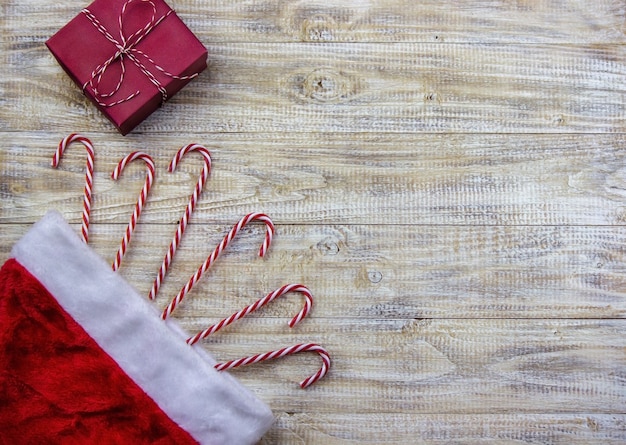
[317,238,339,255]
[297,68,358,103]
[301,15,337,41]
[368,271,383,283]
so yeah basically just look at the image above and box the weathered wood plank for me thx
[3,1,626,442]
[3,0,626,44]
[1,223,624,319]
[184,319,626,415]
[261,413,626,444]
[3,133,626,226]
[2,43,625,134]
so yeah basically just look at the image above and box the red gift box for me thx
[46,0,207,135]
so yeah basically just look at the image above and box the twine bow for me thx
[81,0,198,107]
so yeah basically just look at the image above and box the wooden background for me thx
[2,0,625,443]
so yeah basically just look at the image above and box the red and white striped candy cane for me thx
[161,212,275,319]
[149,144,212,300]
[186,284,313,346]
[111,151,155,271]
[51,133,95,244]
[215,343,331,389]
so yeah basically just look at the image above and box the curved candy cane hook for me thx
[51,133,95,243]
[186,284,314,346]
[149,144,212,300]
[111,151,155,271]
[161,212,275,319]
[215,343,331,389]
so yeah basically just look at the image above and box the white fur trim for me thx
[11,211,274,445]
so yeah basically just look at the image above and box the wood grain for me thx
[3,0,626,44]
[182,318,626,415]
[3,133,626,226]
[261,414,626,444]
[2,0,625,442]
[2,43,625,134]
[2,223,626,319]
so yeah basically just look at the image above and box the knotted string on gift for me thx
[81,0,199,107]
[51,134,95,244]
[186,284,314,346]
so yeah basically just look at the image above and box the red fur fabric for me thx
[0,259,197,444]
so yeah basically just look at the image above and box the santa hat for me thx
[0,211,274,444]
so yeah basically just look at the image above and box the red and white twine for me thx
[51,133,95,244]
[187,284,313,346]
[215,343,331,389]
[149,144,212,301]
[111,151,155,271]
[81,0,199,107]
[161,212,275,319]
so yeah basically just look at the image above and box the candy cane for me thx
[186,284,313,346]
[149,144,212,300]
[51,133,95,244]
[111,152,155,271]
[215,343,331,389]
[161,212,275,319]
